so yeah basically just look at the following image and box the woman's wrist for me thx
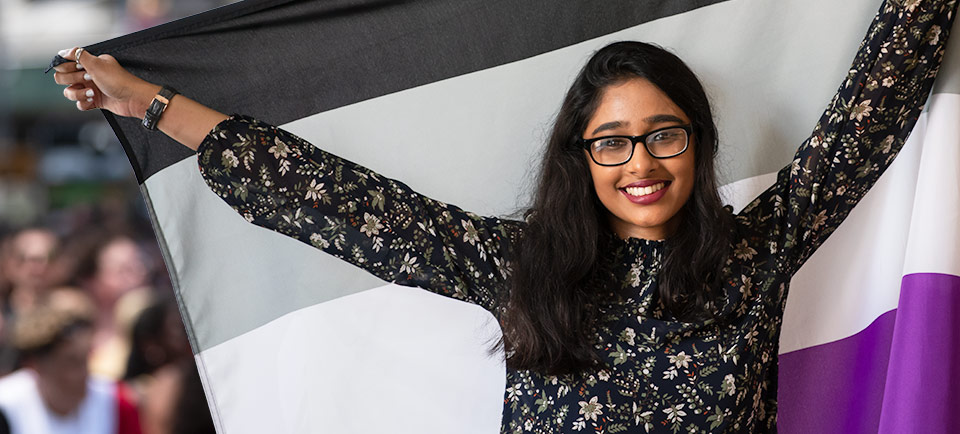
[131,82,162,119]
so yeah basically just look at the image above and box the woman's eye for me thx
[595,138,628,150]
[650,129,683,143]
[651,132,672,142]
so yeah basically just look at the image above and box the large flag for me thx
[88,0,959,432]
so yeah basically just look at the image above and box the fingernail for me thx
[86,98,93,102]
[76,64,84,70]
[85,89,94,97]
[58,49,70,57]
[83,73,91,81]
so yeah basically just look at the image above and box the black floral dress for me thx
[196,1,956,432]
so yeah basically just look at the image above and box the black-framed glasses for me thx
[580,125,692,166]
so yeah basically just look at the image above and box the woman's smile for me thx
[584,78,696,240]
[620,180,671,204]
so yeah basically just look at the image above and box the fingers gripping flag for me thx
[87,0,960,432]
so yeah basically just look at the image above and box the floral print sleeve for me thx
[736,0,957,276]
[197,116,520,312]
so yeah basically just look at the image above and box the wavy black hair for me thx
[500,41,733,375]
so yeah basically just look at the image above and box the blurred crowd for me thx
[0,210,215,434]
[1,0,237,433]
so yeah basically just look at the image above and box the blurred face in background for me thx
[32,327,94,416]
[2,229,58,292]
[89,237,148,306]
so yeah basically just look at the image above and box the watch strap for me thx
[142,85,178,130]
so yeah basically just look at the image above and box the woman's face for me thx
[583,78,696,240]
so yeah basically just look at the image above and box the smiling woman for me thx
[504,42,733,380]
[584,79,698,241]
[50,0,957,431]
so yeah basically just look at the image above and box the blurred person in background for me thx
[0,288,141,434]
[124,293,211,434]
[69,231,151,380]
[0,227,59,376]
[0,0,237,431]
[0,228,58,315]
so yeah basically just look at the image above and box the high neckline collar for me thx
[605,232,666,255]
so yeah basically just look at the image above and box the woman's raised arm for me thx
[52,48,520,313]
[736,0,957,276]
[196,116,520,312]
[52,47,227,151]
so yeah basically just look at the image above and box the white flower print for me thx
[360,213,383,237]
[926,25,942,45]
[578,396,603,421]
[850,99,873,121]
[722,374,737,396]
[669,351,692,369]
[309,233,330,249]
[268,136,290,159]
[461,219,480,245]
[221,149,239,168]
[733,239,757,261]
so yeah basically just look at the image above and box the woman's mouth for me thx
[620,181,670,204]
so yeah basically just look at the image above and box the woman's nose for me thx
[624,143,659,174]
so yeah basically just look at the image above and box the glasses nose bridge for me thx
[623,135,657,167]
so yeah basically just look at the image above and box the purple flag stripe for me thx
[778,273,960,433]
[878,273,960,433]
[778,310,895,433]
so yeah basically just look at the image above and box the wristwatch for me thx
[142,85,178,130]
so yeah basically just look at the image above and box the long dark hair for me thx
[501,41,733,375]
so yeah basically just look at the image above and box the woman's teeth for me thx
[624,182,665,197]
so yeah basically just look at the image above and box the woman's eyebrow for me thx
[644,114,685,124]
[590,114,685,136]
[591,121,626,135]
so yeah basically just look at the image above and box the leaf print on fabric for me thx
[221,149,239,168]
[304,179,326,202]
[398,253,419,275]
[733,240,757,261]
[663,404,686,424]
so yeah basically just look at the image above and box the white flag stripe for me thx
[903,93,960,277]
[199,284,504,434]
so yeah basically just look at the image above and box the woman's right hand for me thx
[51,47,229,151]
[52,47,159,119]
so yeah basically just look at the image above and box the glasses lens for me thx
[645,127,688,157]
[590,137,634,165]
